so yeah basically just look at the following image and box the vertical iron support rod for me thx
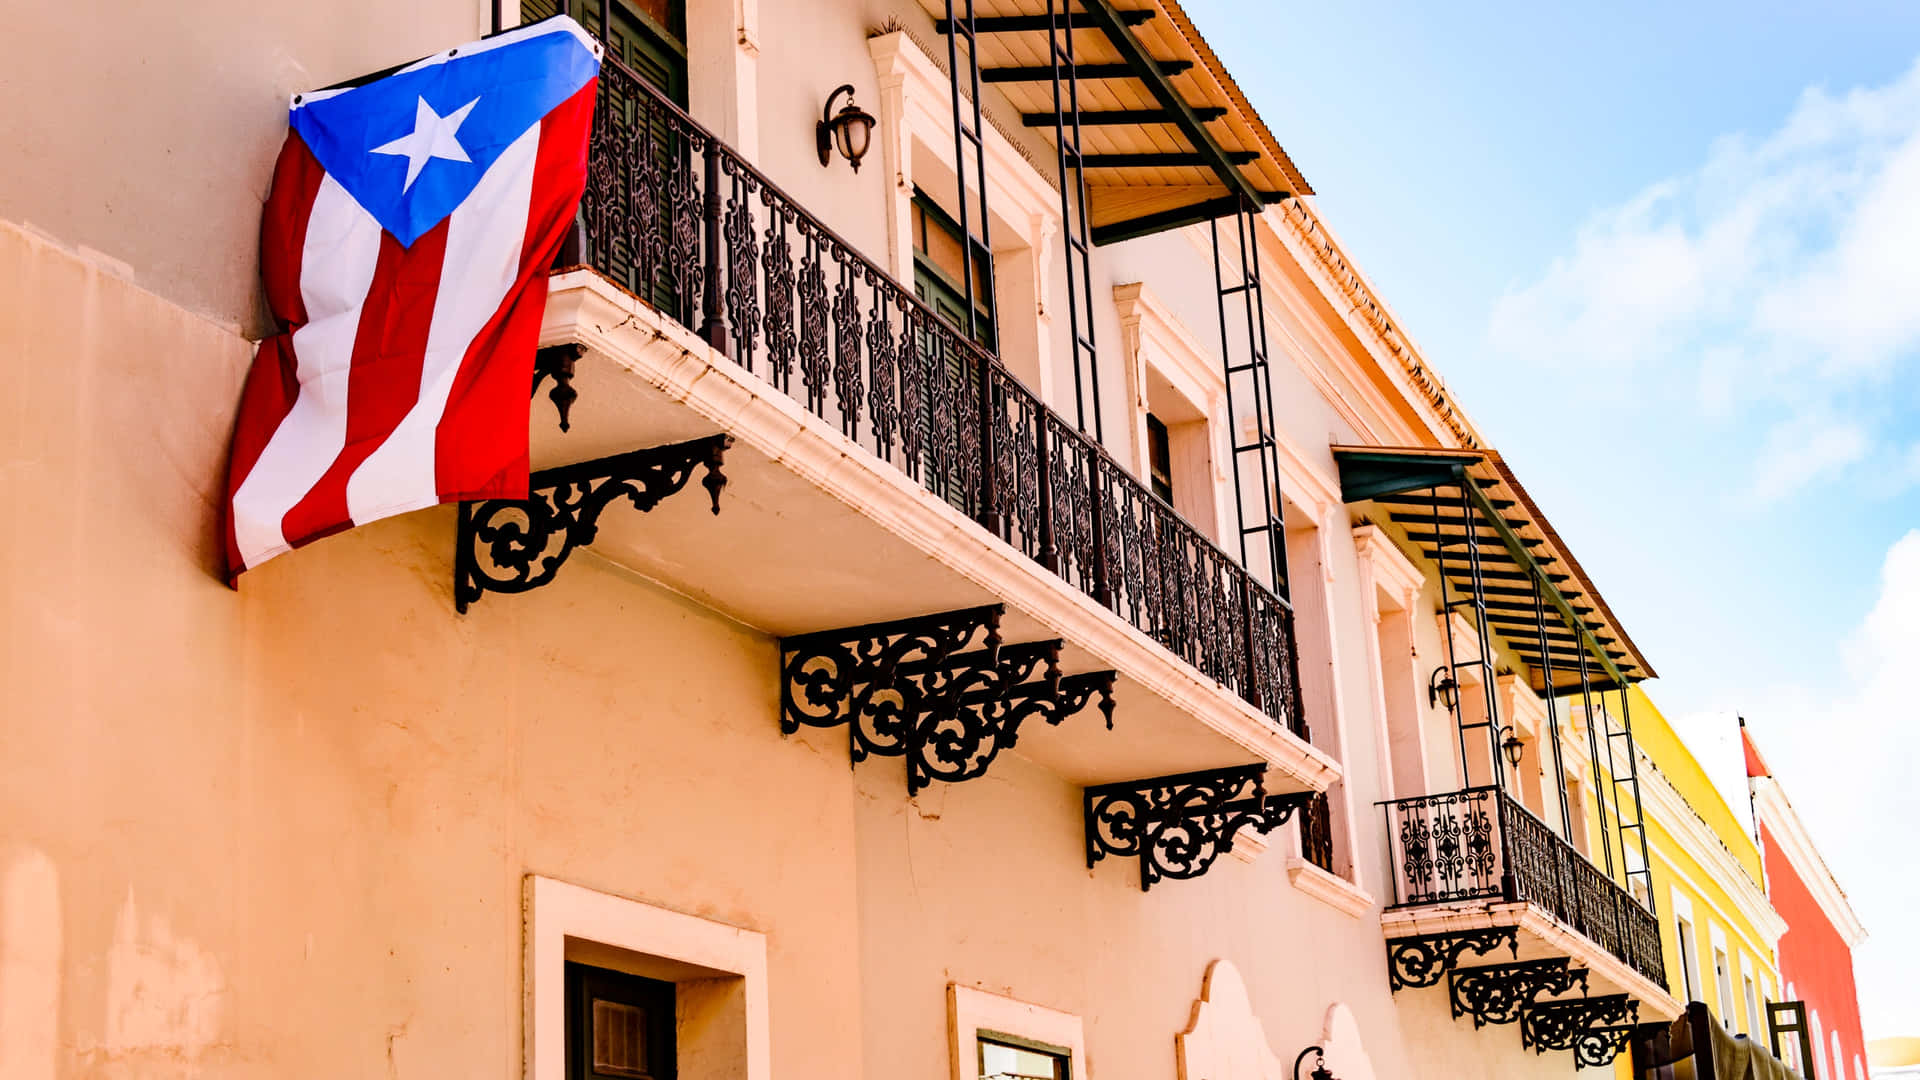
[699,140,729,354]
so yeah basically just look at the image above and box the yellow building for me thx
[1561,687,1789,1074]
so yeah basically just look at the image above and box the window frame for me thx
[948,984,1086,1080]
[525,875,771,1080]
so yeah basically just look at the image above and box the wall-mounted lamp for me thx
[816,84,876,172]
[1427,667,1459,712]
[1294,1046,1337,1080]
[1500,726,1525,770]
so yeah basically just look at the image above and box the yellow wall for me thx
[1564,687,1781,1068]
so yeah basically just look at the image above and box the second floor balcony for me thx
[1383,786,1665,986]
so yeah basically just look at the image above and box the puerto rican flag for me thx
[224,17,601,581]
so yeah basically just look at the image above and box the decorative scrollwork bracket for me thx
[1521,994,1637,1055]
[780,606,1116,795]
[1084,765,1317,891]
[454,434,731,612]
[1447,958,1589,1028]
[1385,927,1520,991]
[1573,1023,1642,1070]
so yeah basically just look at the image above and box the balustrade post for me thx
[976,361,999,534]
[1496,792,1519,903]
[1037,420,1057,572]
[699,140,729,355]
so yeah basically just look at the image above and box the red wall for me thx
[1761,818,1868,1080]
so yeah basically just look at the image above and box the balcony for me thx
[477,43,1336,810]
[1378,786,1675,1064]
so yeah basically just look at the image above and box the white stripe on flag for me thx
[344,123,538,522]
[230,176,384,569]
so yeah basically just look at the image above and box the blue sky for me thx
[1184,0,1920,1041]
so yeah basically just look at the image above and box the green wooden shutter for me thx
[523,0,689,317]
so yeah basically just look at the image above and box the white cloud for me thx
[1488,58,1920,501]
[1739,531,1920,1038]
[1746,415,1868,504]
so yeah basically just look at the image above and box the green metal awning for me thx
[1333,447,1655,694]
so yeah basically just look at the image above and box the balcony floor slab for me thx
[1381,901,1682,1021]
[511,271,1340,793]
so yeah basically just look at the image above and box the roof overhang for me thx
[924,0,1311,244]
[1332,446,1655,695]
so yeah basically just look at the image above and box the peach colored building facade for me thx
[0,2,1763,1079]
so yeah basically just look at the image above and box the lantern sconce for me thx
[816,84,876,172]
[1500,725,1526,770]
[1427,666,1459,712]
[1294,1046,1337,1080]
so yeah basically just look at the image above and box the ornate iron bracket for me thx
[1448,958,1589,1028]
[1386,927,1520,991]
[1572,1023,1640,1070]
[1084,765,1316,891]
[532,343,584,432]
[454,434,731,612]
[1521,994,1637,1055]
[780,606,1116,795]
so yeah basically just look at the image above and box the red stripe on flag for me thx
[433,79,597,500]
[278,220,451,550]
[222,133,329,582]
[260,134,327,329]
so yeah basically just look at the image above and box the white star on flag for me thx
[372,96,480,192]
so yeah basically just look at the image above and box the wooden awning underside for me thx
[921,0,1312,243]
[1333,446,1656,694]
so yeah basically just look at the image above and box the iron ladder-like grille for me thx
[1430,479,1506,792]
[1210,199,1288,597]
[1045,0,1103,440]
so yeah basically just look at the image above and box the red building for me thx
[1746,725,1872,1080]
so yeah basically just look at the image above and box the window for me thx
[1715,947,1735,1028]
[1676,915,1701,1002]
[570,963,676,1080]
[526,876,769,1080]
[1145,413,1174,503]
[912,190,996,349]
[524,0,691,312]
[979,1034,1070,1080]
[1745,974,1762,1037]
[1831,1031,1845,1080]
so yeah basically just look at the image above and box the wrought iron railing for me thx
[563,53,1308,739]
[1381,787,1665,988]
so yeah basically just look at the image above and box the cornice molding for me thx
[1752,777,1868,947]
[1267,199,1481,450]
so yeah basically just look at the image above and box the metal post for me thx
[699,140,728,354]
